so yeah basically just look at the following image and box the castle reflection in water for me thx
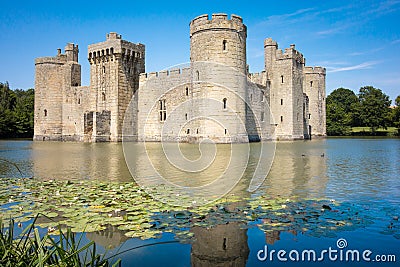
[30,140,327,266]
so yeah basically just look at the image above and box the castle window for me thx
[310,81,313,87]
[308,114,311,119]
[159,99,166,122]
[196,129,199,134]
[281,99,283,105]
[89,52,92,58]
[261,92,265,102]
[281,75,284,83]
[196,70,200,81]
[103,66,106,74]
[261,111,264,122]
[102,92,106,102]
[185,87,189,96]
[223,98,227,109]
[78,98,80,104]
[185,113,188,120]
[110,48,114,54]
[106,49,109,55]
[223,40,227,51]
[280,116,283,122]
[187,129,190,134]
[44,109,47,117]
[225,129,227,135]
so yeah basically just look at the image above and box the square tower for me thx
[265,39,306,140]
[88,33,145,142]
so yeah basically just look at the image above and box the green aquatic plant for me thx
[0,215,121,267]
[0,178,398,243]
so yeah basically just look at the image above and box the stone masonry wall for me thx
[34,14,325,143]
[304,67,326,136]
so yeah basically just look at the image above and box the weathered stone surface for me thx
[34,14,326,143]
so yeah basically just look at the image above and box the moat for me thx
[1,138,399,266]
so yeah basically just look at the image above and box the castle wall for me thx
[137,68,191,142]
[61,85,90,141]
[34,14,325,143]
[189,14,249,143]
[34,44,81,141]
[304,67,326,136]
[265,40,306,140]
[88,33,145,142]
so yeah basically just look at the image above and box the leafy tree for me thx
[357,86,391,132]
[393,95,400,132]
[0,82,34,138]
[326,102,352,135]
[326,88,358,135]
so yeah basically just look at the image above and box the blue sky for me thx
[0,0,399,101]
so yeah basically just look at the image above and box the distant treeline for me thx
[0,82,34,138]
[327,86,400,136]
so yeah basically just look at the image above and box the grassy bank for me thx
[351,127,399,136]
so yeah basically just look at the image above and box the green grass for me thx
[0,215,121,267]
[351,127,398,135]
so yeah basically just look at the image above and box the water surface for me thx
[0,138,399,266]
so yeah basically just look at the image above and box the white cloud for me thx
[316,26,348,36]
[327,61,380,73]
[260,8,315,25]
[348,47,385,56]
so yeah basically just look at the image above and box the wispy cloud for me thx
[257,8,315,26]
[328,61,380,73]
[317,25,349,36]
[364,0,400,17]
[348,47,385,56]
[391,39,400,44]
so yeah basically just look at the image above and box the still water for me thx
[0,138,399,266]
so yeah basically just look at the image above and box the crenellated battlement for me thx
[265,38,305,64]
[88,32,145,64]
[35,56,66,65]
[190,13,246,37]
[34,14,326,143]
[139,67,191,82]
[248,71,267,86]
[35,43,79,65]
[304,66,326,75]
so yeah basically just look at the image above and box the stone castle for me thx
[34,14,326,143]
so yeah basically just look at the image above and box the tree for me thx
[0,82,34,138]
[326,102,352,135]
[326,88,358,135]
[357,86,391,132]
[393,95,400,132]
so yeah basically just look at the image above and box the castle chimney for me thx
[290,44,295,49]
[57,48,61,56]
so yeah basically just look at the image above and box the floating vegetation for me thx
[1,178,399,243]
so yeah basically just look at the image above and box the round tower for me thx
[189,14,249,143]
[190,14,247,72]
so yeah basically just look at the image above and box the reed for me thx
[0,215,121,267]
